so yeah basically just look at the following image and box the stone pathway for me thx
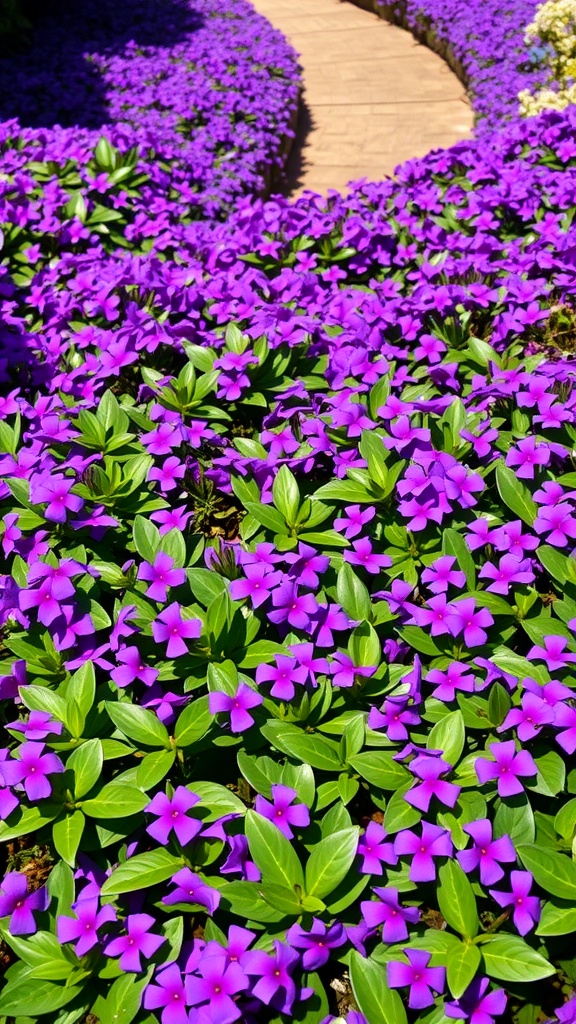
[251,0,474,196]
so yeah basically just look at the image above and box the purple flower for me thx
[162,868,221,914]
[57,898,116,956]
[490,871,540,935]
[387,949,445,1008]
[137,552,186,602]
[256,655,307,701]
[357,821,398,874]
[527,635,576,671]
[498,691,555,741]
[457,819,516,885]
[209,683,263,732]
[221,835,261,882]
[368,698,421,741]
[0,873,49,935]
[330,651,377,689]
[110,646,159,688]
[406,754,461,812]
[425,662,475,701]
[475,741,537,797]
[1,742,64,801]
[243,939,300,1016]
[334,504,376,539]
[445,977,507,1024]
[30,473,83,522]
[9,711,63,740]
[143,963,188,1024]
[145,786,202,846]
[285,543,330,588]
[229,564,283,609]
[505,437,550,478]
[421,556,466,594]
[105,913,165,971]
[151,603,202,658]
[268,582,319,631]
[254,785,310,840]
[343,537,392,574]
[186,960,248,1024]
[394,822,453,881]
[361,887,420,943]
[285,918,346,970]
[478,555,534,594]
[446,599,494,647]
[534,505,576,547]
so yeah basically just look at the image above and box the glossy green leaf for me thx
[102,850,184,895]
[516,844,576,900]
[437,860,479,939]
[305,826,360,899]
[480,934,554,982]
[245,810,305,890]
[349,951,408,1024]
[495,463,537,525]
[447,942,481,999]
[106,702,170,748]
[52,811,85,867]
[67,739,103,799]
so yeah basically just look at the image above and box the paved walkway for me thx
[251,0,474,196]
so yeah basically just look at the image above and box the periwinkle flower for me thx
[162,868,220,914]
[457,819,516,885]
[243,940,300,1016]
[151,602,202,658]
[143,963,188,1024]
[254,784,310,840]
[0,873,49,935]
[387,949,445,1008]
[394,822,453,881]
[445,977,507,1024]
[209,683,263,732]
[57,898,116,956]
[357,821,398,874]
[361,887,419,943]
[105,913,165,971]
[137,552,186,602]
[489,871,541,935]
[1,742,64,801]
[145,786,202,846]
[475,741,537,797]
[285,918,346,969]
[185,959,248,1024]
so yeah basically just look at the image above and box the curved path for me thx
[251,0,474,197]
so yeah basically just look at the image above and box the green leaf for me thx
[174,696,211,747]
[337,563,372,621]
[67,739,103,799]
[349,951,408,1024]
[219,880,286,923]
[427,710,465,765]
[437,860,479,939]
[106,702,170,748]
[537,544,574,585]
[446,942,482,999]
[537,899,576,936]
[89,971,149,1024]
[305,827,360,899]
[64,662,95,722]
[495,463,537,525]
[245,809,305,890]
[260,724,343,772]
[186,568,227,606]
[488,683,511,727]
[521,616,573,646]
[192,781,247,818]
[272,465,300,524]
[135,750,176,790]
[480,934,554,982]
[383,785,422,834]
[0,803,62,843]
[516,844,576,900]
[314,479,374,503]
[493,796,535,845]
[244,501,288,534]
[0,978,84,1017]
[531,750,566,797]
[257,882,302,916]
[81,783,149,819]
[133,515,161,562]
[348,751,410,790]
[52,811,85,867]
[102,850,184,895]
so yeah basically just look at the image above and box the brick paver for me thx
[251,0,474,196]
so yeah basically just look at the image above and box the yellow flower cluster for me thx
[519,83,576,115]
[518,0,576,115]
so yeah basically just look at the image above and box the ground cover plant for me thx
[4,0,576,1023]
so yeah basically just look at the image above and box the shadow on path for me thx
[281,97,316,195]
[0,0,202,129]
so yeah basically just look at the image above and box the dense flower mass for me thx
[3,0,576,1022]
